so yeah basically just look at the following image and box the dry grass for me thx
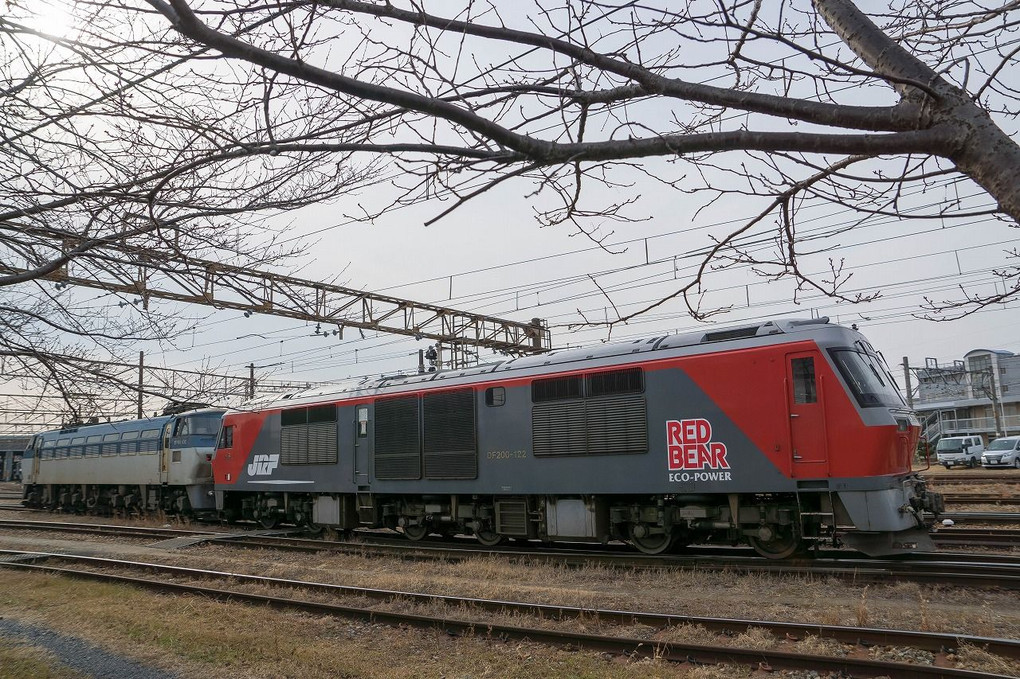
[730,626,776,650]
[4,526,1020,641]
[0,637,85,679]
[794,635,849,658]
[1,519,1019,676]
[955,641,1020,676]
[0,571,710,678]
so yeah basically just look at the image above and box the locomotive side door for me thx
[353,405,371,488]
[159,421,173,484]
[786,352,829,477]
[29,437,41,484]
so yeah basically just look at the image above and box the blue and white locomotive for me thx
[21,408,224,516]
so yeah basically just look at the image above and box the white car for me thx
[981,436,1020,469]
[935,435,985,468]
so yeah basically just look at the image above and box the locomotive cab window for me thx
[219,425,234,449]
[791,357,817,404]
[828,348,905,408]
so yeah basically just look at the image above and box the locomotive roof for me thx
[31,407,226,442]
[243,316,842,411]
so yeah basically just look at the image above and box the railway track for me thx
[943,494,1020,506]
[0,549,1014,678]
[0,518,1018,590]
[937,511,1020,525]
[923,474,1020,485]
[933,528,1020,548]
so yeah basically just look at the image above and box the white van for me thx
[981,436,1020,469]
[935,435,985,469]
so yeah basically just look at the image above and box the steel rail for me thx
[0,518,222,540]
[0,551,1012,679]
[937,511,1020,524]
[933,528,1020,548]
[943,494,1020,506]
[3,518,1019,589]
[924,475,1020,485]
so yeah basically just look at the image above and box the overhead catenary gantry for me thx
[3,232,552,370]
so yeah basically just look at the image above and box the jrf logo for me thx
[666,418,730,471]
[247,454,280,477]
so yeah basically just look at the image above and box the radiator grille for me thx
[306,421,338,464]
[423,389,476,479]
[532,401,586,456]
[375,395,421,479]
[532,396,646,456]
[281,415,338,466]
[586,395,647,455]
[280,424,341,465]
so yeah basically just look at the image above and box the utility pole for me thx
[137,351,144,419]
[902,356,913,409]
[248,363,255,400]
[987,370,1004,437]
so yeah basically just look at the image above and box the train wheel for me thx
[748,527,800,559]
[258,514,279,529]
[629,526,675,555]
[402,524,429,541]
[475,530,503,547]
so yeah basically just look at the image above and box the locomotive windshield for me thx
[172,412,223,440]
[829,348,906,408]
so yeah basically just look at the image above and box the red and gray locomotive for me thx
[213,317,943,558]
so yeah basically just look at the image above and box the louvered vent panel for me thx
[586,395,647,455]
[532,401,586,456]
[424,451,477,479]
[281,427,308,465]
[495,499,530,536]
[306,421,338,464]
[375,454,422,480]
[423,389,476,479]
[375,396,421,479]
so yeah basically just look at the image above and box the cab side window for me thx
[791,357,817,404]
